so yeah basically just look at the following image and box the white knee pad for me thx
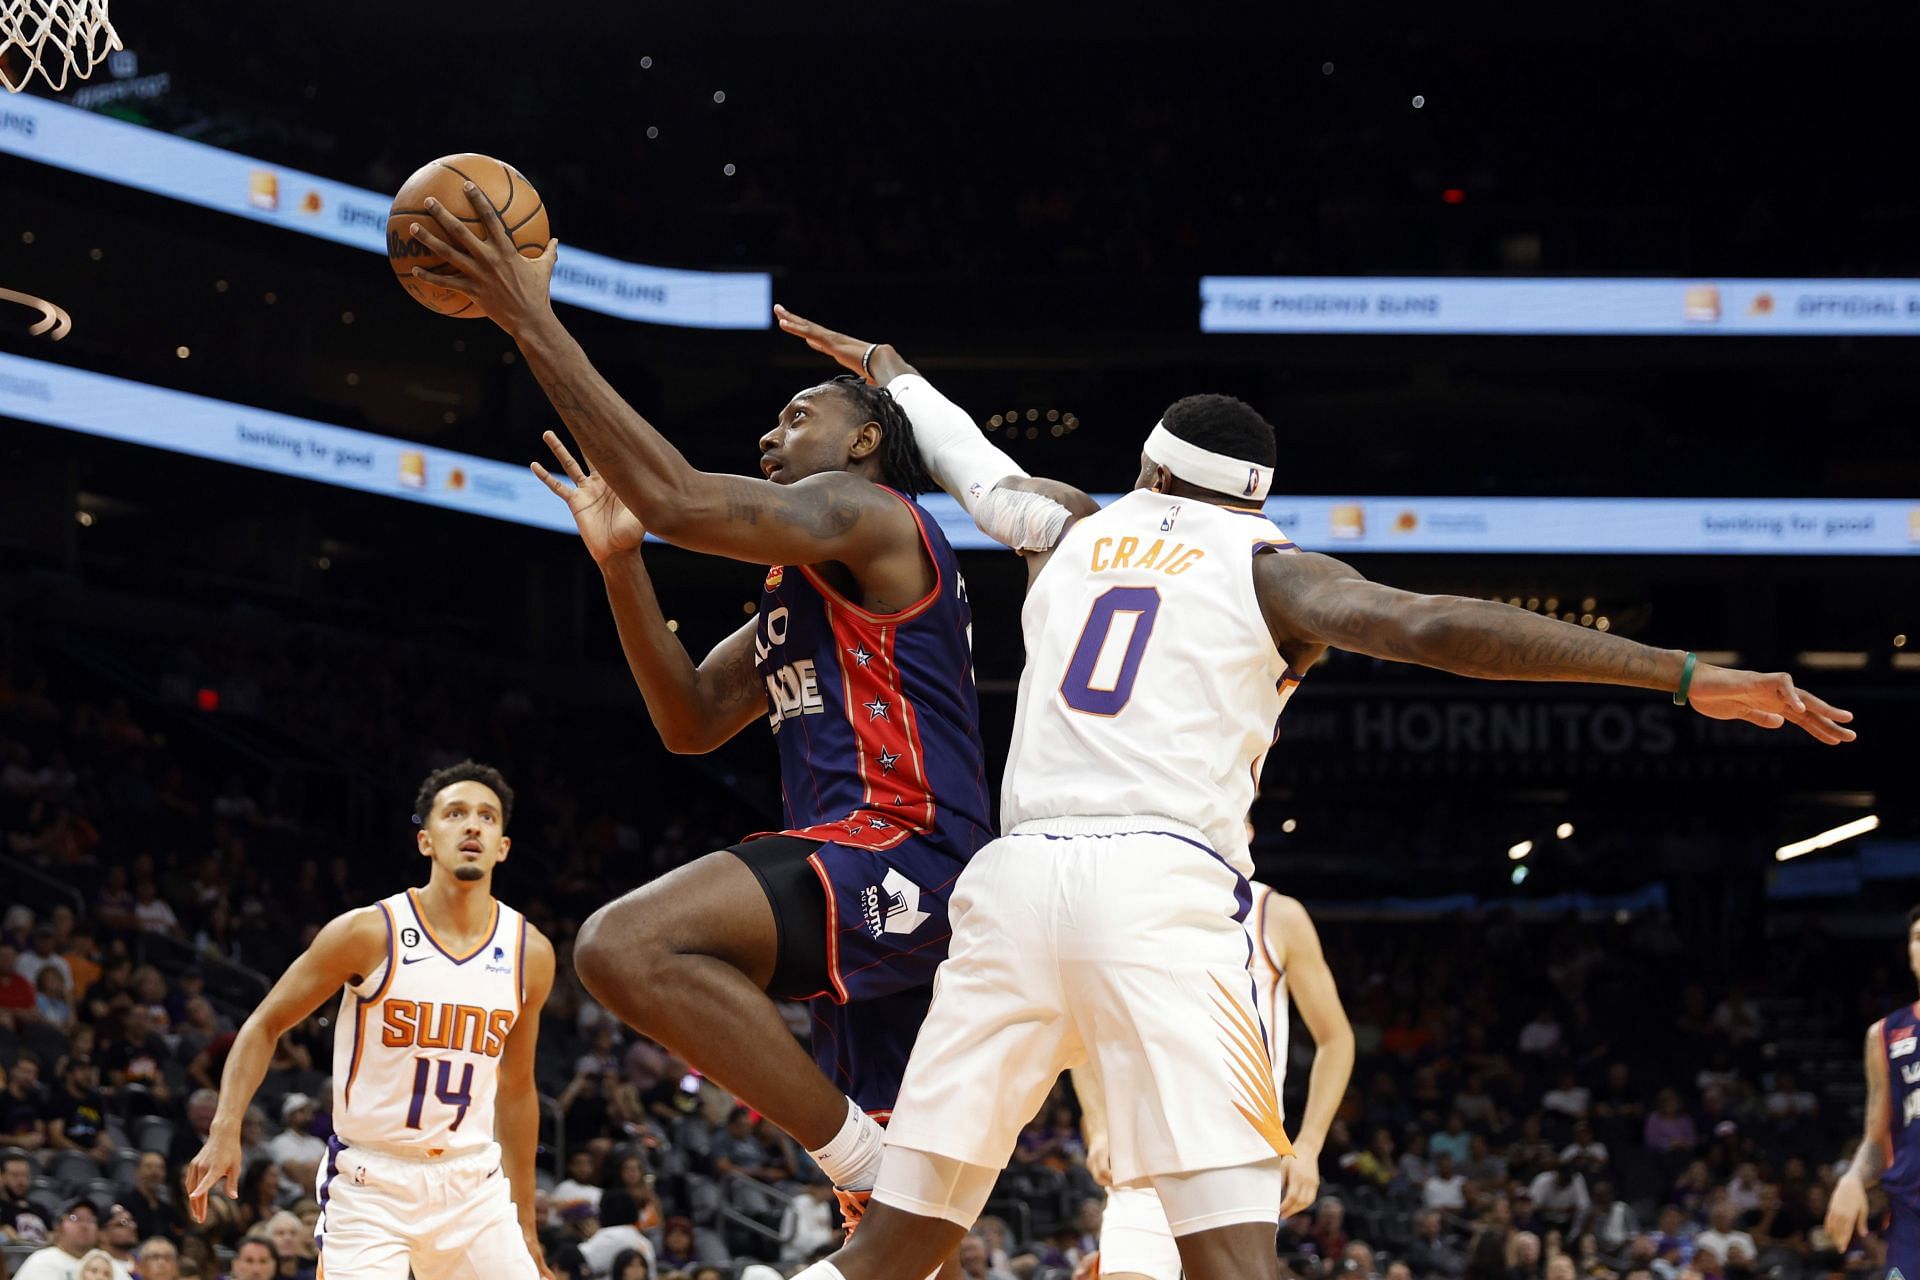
[870,1144,1003,1229]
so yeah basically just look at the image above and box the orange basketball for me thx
[387,154,549,319]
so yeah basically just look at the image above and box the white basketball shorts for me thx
[881,820,1293,1192]
[314,1139,538,1280]
[1099,1183,1184,1280]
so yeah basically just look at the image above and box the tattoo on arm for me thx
[1852,1024,1889,1186]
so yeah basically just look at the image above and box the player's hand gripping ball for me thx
[388,154,548,318]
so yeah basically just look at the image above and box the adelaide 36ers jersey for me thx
[1002,489,1303,875]
[331,889,528,1157]
[1878,1002,1920,1206]
[754,486,993,857]
[1250,883,1291,1121]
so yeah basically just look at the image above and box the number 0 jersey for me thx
[1001,489,1303,875]
[331,889,528,1158]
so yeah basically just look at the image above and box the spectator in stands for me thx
[1427,1152,1470,1211]
[171,1089,219,1169]
[62,926,100,1004]
[1529,1158,1591,1236]
[1,907,32,952]
[2,1148,51,1243]
[709,1107,791,1183]
[265,1209,316,1278]
[132,877,182,936]
[578,1195,657,1280]
[607,1248,651,1280]
[265,1094,324,1169]
[553,1150,605,1218]
[49,1055,114,1166]
[1762,1073,1817,1122]
[1518,1009,1563,1057]
[773,1179,834,1267]
[229,1237,278,1280]
[124,1150,183,1243]
[651,1216,700,1272]
[94,868,136,935]
[1588,1181,1636,1254]
[18,925,74,993]
[1341,1128,1397,1188]
[1543,1255,1576,1280]
[103,1007,173,1117]
[1310,1197,1349,1261]
[1456,1074,1498,1128]
[140,1236,181,1280]
[0,943,38,1027]
[1690,1196,1755,1269]
[1344,1240,1380,1280]
[175,995,226,1064]
[236,1160,283,1235]
[35,966,75,1032]
[100,1202,142,1275]
[14,1199,100,1279]
[1400,1131,1435,1189]
[1508,1230,1543,1280]
[1432,1112,1473,1165]
[1542,1071,1591,1121]
[1559,1122,1608,1174]
[1,1054,50,1149]
[1644,1091,1697,1155]
[78,1248,122,1280]
[1466,1133,1510,1190]
[1407,1209,1469,1278]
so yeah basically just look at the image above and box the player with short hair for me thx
[187,761,555,1280]
[774,309,1856,1280]
[1826,905,1920,1275]
[411,191,993,1222]
[1075,881,1353,1280]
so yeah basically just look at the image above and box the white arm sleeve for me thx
[886,373,1026,514]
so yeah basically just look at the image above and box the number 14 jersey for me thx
[330,889,529,1158]
[1001,489,1303,877]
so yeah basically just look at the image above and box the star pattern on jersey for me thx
[864,697,891,722]
[847,644,874,668]
[877,747,901,774]
[867,815,891,830]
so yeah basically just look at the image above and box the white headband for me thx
[1143,422,1272,503]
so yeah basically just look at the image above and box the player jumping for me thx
[776,308,1856,1280]
[1827,905,1920,1275]
[1075,880,1354,1280]
[186,762,555,1280]
[409,190,993,1219]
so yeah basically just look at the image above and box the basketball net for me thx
[1,0,120,93]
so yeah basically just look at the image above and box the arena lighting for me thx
[1774,814,1881,862]
[1281,818,1298,834]
[1796,651,1870,670]
[1508,840,1533,861]
[1511,865,1529,886]
[1556,822,1575,840]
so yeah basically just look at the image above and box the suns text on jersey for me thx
[380,1000,515,1057]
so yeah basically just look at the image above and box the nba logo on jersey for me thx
[1160,504,1181,531]
[1243,468,1261,497]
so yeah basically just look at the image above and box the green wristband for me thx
[1672,651,1698,706]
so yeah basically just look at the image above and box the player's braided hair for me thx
[831,375,934,496]
[413,759,514,830]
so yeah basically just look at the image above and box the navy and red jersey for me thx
[1879,1003,1920,1208]
[753,486,992,862]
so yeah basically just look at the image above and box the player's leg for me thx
[1066,830,1288,1280]
[571,840,854,1150]
[792,834,1076,1280]
[1099,1183,1184,1280]
[408,1158,539,1280]
[313,1153,423,1280]
[1887,1201,1920,1280]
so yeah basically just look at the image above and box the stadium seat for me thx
[135,1116,176,1154]
[48,1149,98,1192]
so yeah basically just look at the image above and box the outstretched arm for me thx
[185,907,389,1218]
[408,193,913,571]
[534,433,765,753]
[1255,551,1856,744]
[1828,1022,1889,1245]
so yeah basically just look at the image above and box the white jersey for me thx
[1249,882,1290,1121]
[1002,488,1304,874]
[331,888,528,1158]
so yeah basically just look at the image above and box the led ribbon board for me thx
[1201,276,1920,335]
[0,97,771,329]
[2,353,1915,555]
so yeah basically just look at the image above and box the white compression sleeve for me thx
[887,373,1026,514]
[972,484,1071,553]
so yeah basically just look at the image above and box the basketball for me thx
[387,154,549,319]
